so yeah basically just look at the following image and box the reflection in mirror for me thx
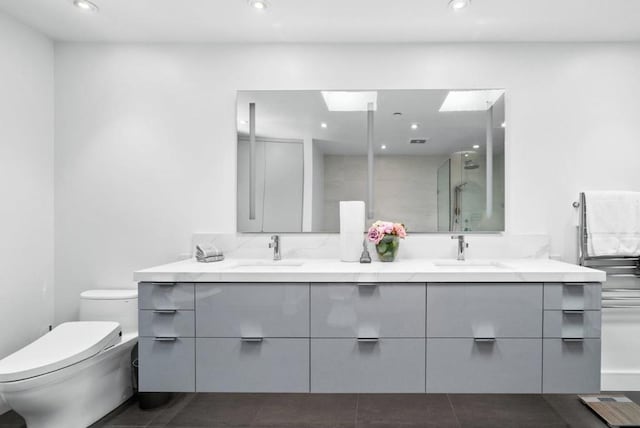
[237,90,505,233]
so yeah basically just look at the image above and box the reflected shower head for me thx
[464,159,480,170]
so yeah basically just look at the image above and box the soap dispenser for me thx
[360,239,372,263]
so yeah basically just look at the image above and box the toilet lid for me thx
[0,321,121,382]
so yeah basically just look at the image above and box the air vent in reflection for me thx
[409,139,428,144]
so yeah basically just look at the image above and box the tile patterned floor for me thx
[1,392,639,428]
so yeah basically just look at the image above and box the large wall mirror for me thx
[237,89,505,233]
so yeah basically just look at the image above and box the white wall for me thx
[0,11,54,413]
[54,42,640,322]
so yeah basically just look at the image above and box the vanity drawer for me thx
[426,338,541,393]
[544,283,602,310]
[139,282,194,310]
[542,338,601,393]
[543,310,601,338]
[427,283,543,338]
[138,337,195,392]
[310,283,425,338]
[139,309,195,338]
[310,338,425,393]
[195,283,309,337]
[196,338,309,392]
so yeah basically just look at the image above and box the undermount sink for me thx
[433,260,512,269]
[229,260,305,269]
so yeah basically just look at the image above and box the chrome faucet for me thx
[452,235,468,261]
[269,235,281,261]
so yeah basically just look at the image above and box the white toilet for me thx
[0,289,138,428]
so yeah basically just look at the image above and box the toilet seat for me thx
[0,321,121,382]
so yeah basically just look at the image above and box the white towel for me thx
[195,244,223,259]
[585,191,640,257]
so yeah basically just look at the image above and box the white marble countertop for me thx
[134,258,606,283]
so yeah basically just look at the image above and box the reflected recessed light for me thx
[248,0,268,10]
[472,144,480,149]
[240,120,248,125]
[410,123,419,130]
[320,122,328,129]
[73,0,98,12]
[381,145,387,150]
[464,153,469,157]
[501,121,506,128]
[449,0,471,10]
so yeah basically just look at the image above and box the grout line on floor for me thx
[354,393,360,427]
[446,394,462,428]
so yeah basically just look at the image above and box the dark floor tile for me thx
[92,393,195,428]
[253,393,357,426]
[543,394,609,428]
[356,394,458,428]
[449,394,567,428]
[168,393,264,427]
[0,410,25,428]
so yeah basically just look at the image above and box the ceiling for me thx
[237,90,505,156]
[1,0,639,43]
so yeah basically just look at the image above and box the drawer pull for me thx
[357,337,380,343]
[153,309,177,314]
[241,337,264,343]
[150,282,177,286]
[474,337,496,343]
[562,310,585,315]
[562,337,584,342]
[153,337,177,342]
[357,283,377,287]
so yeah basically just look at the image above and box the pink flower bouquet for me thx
[367,221,407,262]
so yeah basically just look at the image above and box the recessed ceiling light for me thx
[472,144,480,149]
[248,0,268,10]
[410,123,419,130]
[381,145,387,150]
[501,121,506,128]
[449,0,471,10]
[320,122,328,129]
[73,0,98,12]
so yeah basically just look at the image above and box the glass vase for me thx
[375,235,400,262]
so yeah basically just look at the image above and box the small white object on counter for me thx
[339,201,365,262]
[134,258,606,284]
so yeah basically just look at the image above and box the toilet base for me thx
[1,335,136,428]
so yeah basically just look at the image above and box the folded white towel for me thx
[196,244,223,259]
[196,254,225,263]
[585,191,640,257]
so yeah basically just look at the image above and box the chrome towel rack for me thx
[574,192,640,309]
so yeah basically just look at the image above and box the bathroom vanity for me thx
[135,258,604,394]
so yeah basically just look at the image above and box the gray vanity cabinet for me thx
[309,283,426,392]
[427,283,543,338]
[542,283,602,393]
[195,283,310,392]
[310,283,425,338]
[196,338,309,392]
[311,338,426,393]
[426,283,543,393]
[138,282,196,392]
[138,281,602,394]
[426,338,541,393]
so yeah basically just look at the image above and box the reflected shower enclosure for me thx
[236,89,505,233]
